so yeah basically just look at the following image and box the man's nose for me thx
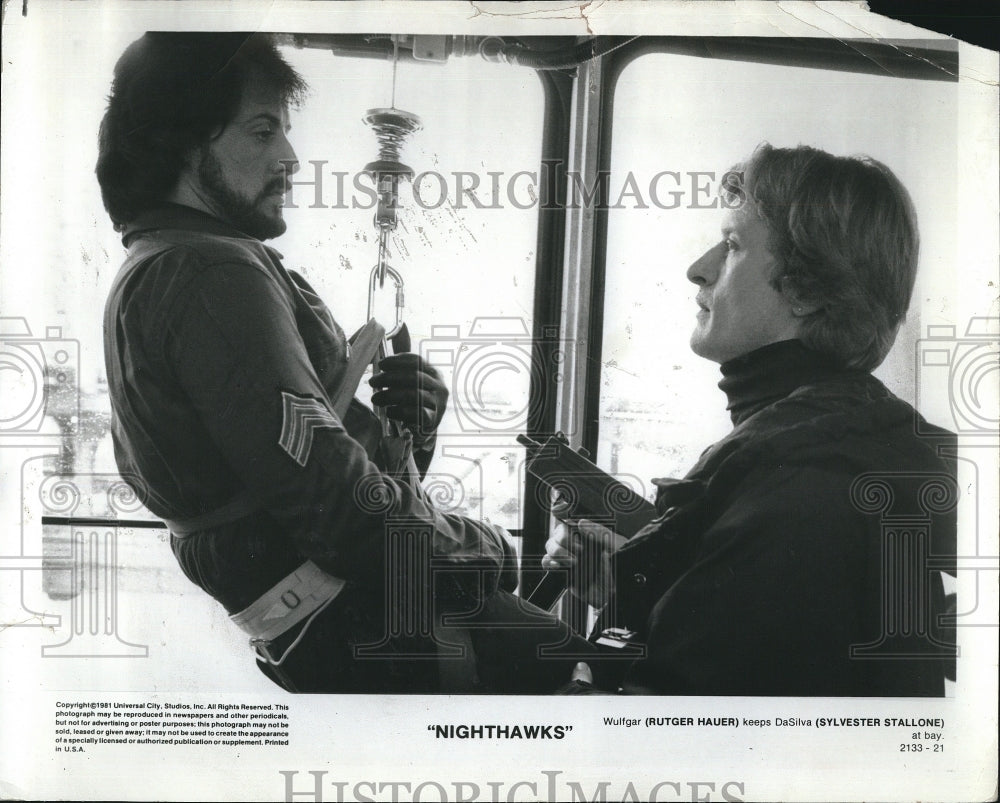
[277,137,299,177]
[686,240,727,286]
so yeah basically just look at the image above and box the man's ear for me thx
[778,275,823,317]
[787,294,823,318]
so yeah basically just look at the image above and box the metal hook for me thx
[367,263,405,338]
[375,226,392,288]
[363,107,421,290]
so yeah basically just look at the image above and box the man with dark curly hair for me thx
[99,33,580,693]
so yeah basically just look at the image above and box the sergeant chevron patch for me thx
[278,390,342,466]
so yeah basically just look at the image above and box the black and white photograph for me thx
[1,1,997,801]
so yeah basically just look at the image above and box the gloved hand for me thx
[369,352,449,448]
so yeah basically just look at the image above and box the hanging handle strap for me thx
[332,318,386,420]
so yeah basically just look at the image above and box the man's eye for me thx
[254,129,275,142]
[724,238,737,252]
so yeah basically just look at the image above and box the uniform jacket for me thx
[103,205,513,640]
[592,341,957,697]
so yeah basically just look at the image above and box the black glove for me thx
[369,352,449,449]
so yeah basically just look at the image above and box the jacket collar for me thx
[121,204,283,259]
[717,339,846,426]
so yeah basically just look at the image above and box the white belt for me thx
[230,560,346,646]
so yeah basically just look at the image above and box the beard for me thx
[197,149,287,240]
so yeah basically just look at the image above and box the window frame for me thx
[570,36,959,461]
[539,36,958,627]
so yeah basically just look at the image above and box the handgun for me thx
[517,433,657,610]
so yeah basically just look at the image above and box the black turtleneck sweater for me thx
[589,340,957,697]
[718,339,847,426]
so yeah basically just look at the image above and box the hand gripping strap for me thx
[333,318,386,419]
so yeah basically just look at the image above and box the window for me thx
[597,51,957,488]
[1,34,545,690]
[280,47,545,532]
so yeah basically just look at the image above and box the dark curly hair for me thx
[723,144,920,372]
[96,32,308,230]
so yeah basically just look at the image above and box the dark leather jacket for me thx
[593,342,957,696]
[103,205,513,619]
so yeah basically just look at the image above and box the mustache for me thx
[260,178,291,198]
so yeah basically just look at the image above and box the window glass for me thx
[0,38,543,533]
[279,49,544,532]
[0,28,542,690]
[599,52,956,492]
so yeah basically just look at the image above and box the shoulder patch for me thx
[278,390,342,466]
